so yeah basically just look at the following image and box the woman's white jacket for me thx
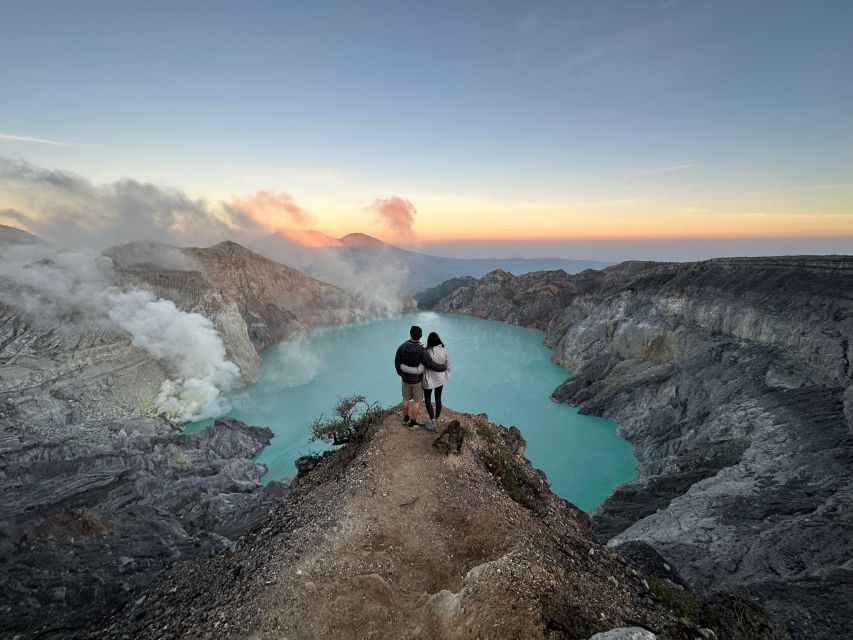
[422,346,450,390]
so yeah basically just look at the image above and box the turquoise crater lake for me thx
[188,312,636,511]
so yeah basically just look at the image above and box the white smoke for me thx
[264,335,325,388]
[0,244,240,422]
[249,234,412,315]
[107,291,240,421]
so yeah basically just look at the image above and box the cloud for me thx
[0,156,272,248]
[269,227,341,247]
[231,189,312,231]
[0,132,67,146]
[368,196,417,235]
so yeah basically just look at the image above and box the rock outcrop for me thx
[96,409,777,639]
[107,239,376,382]
[0,416,288,638]
[425,256,853,639]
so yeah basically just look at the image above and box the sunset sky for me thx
[1,0,851,259]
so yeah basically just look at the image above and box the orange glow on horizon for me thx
[269,227,342,247]
[361,214,853,245]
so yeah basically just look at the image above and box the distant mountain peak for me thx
[0,223,43,245]
[338,232,388,248]
[272,228,342,247]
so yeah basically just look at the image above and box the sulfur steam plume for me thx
[0,243,240,422]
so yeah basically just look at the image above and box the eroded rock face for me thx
[0,416,289,638]
[0,240,378,637]
[428,256,853,639]
[108,239,378,382]
[0,300,169,444]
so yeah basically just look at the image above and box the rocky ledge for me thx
[0,416,288,639]
[425,256,853,639]
[96,409,781,639]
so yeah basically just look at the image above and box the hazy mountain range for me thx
[251,230,611,295]
[0,223,611,299]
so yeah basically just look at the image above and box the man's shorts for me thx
[401,381,424,403]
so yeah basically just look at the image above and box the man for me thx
[394,325,446,430]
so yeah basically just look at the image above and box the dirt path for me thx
[100,408,707,640]
[249,408,518,639]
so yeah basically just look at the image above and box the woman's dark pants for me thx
[424,385,443,420]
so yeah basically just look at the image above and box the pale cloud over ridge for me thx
[0,156,255,247]
[1,155,851,253]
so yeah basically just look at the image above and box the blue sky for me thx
[1,0,851,258]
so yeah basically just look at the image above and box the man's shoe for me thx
[426,419,437,432]
[402,415,410,425]
[407,421,424,430]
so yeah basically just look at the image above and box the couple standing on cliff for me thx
[394,325,451,431]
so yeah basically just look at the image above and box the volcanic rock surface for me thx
[424,256,853,639]
[107,239,376,381]
[0,237,376,637]
[0,417,288,638]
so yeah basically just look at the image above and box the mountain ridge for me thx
[0,235,382,638]
[251,229,612,295]
[422,255,853,639]
[97,408,781,640]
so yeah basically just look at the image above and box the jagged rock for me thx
[614,541,687,588]
[428,256,853,639]
[295,453,323,477]
[0,416,289,638]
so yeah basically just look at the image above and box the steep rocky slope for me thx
[0,238,378,637]
[425,256,853,639]
[98,409,777,640]
[107,240,374,382]
[0,417,288,638]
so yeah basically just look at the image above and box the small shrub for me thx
[699,593,791,640]
[648,576,701,622]
[33,510,108,541]
[644,334,674,364]
[474,417,498,444]
[479,444,544,513]
[309,395,386,445]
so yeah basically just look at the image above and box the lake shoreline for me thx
[187,311,637,512]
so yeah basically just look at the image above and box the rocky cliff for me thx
[107,239,376,382]
[0,237,378,637]
[425,256,853,639]
[96,409,780,640]
[0,417,288,638]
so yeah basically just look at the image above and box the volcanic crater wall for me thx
[427,256,853,639]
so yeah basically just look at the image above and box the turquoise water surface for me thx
[188,312,635,511]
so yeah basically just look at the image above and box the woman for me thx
[399,331,451,431]
[422,332,450,431]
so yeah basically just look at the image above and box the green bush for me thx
[647,576,701,622]
[309,395,386,445]
[473,417,498,444]
[478,442,545,513]
[413,276,476,309]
